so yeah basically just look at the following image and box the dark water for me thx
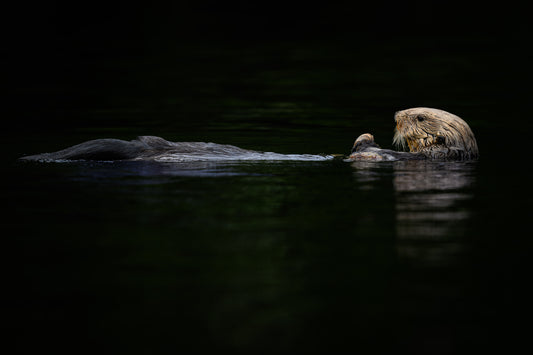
[3,30,533,354]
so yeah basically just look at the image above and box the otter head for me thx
[393,107,479,159]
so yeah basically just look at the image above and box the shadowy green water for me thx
[3,36,532,354]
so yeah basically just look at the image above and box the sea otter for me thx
[347,107,479,161]
[19,107,477,162]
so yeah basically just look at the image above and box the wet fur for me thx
[349,108,478,161]
[393,107,478,160]
[347,133,425,161]
[19,136,253,161]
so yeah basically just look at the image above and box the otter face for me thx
[393,107,479,159]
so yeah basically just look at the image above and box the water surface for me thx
[3,35,532,354]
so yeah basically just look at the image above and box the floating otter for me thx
[19,107,478,162]
[347,108,479,161]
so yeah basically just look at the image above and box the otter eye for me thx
[417,115,425,122]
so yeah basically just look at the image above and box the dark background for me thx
[2,2,533,354]
[2,1,530,136]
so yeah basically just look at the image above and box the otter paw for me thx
[351,133,379,153]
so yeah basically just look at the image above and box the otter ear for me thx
[436,136,445,145]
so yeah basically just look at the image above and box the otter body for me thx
[20,108,478,163]
[19,136,254,162]
[347,108,478,161]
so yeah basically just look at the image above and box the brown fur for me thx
[393,107,478,159]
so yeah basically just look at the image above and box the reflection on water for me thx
[10,153,524,353]
[352,160,476,266]
[65,160,339,184]
[394,161,476,267]
[69,161,253,181]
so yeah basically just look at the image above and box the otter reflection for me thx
[352,160,476,266]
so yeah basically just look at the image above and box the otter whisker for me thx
[392,130,408,151]
[389,107,478,159]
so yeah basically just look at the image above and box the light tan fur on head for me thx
[393,107,479,159]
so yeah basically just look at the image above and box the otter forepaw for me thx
[351,133,380,153]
